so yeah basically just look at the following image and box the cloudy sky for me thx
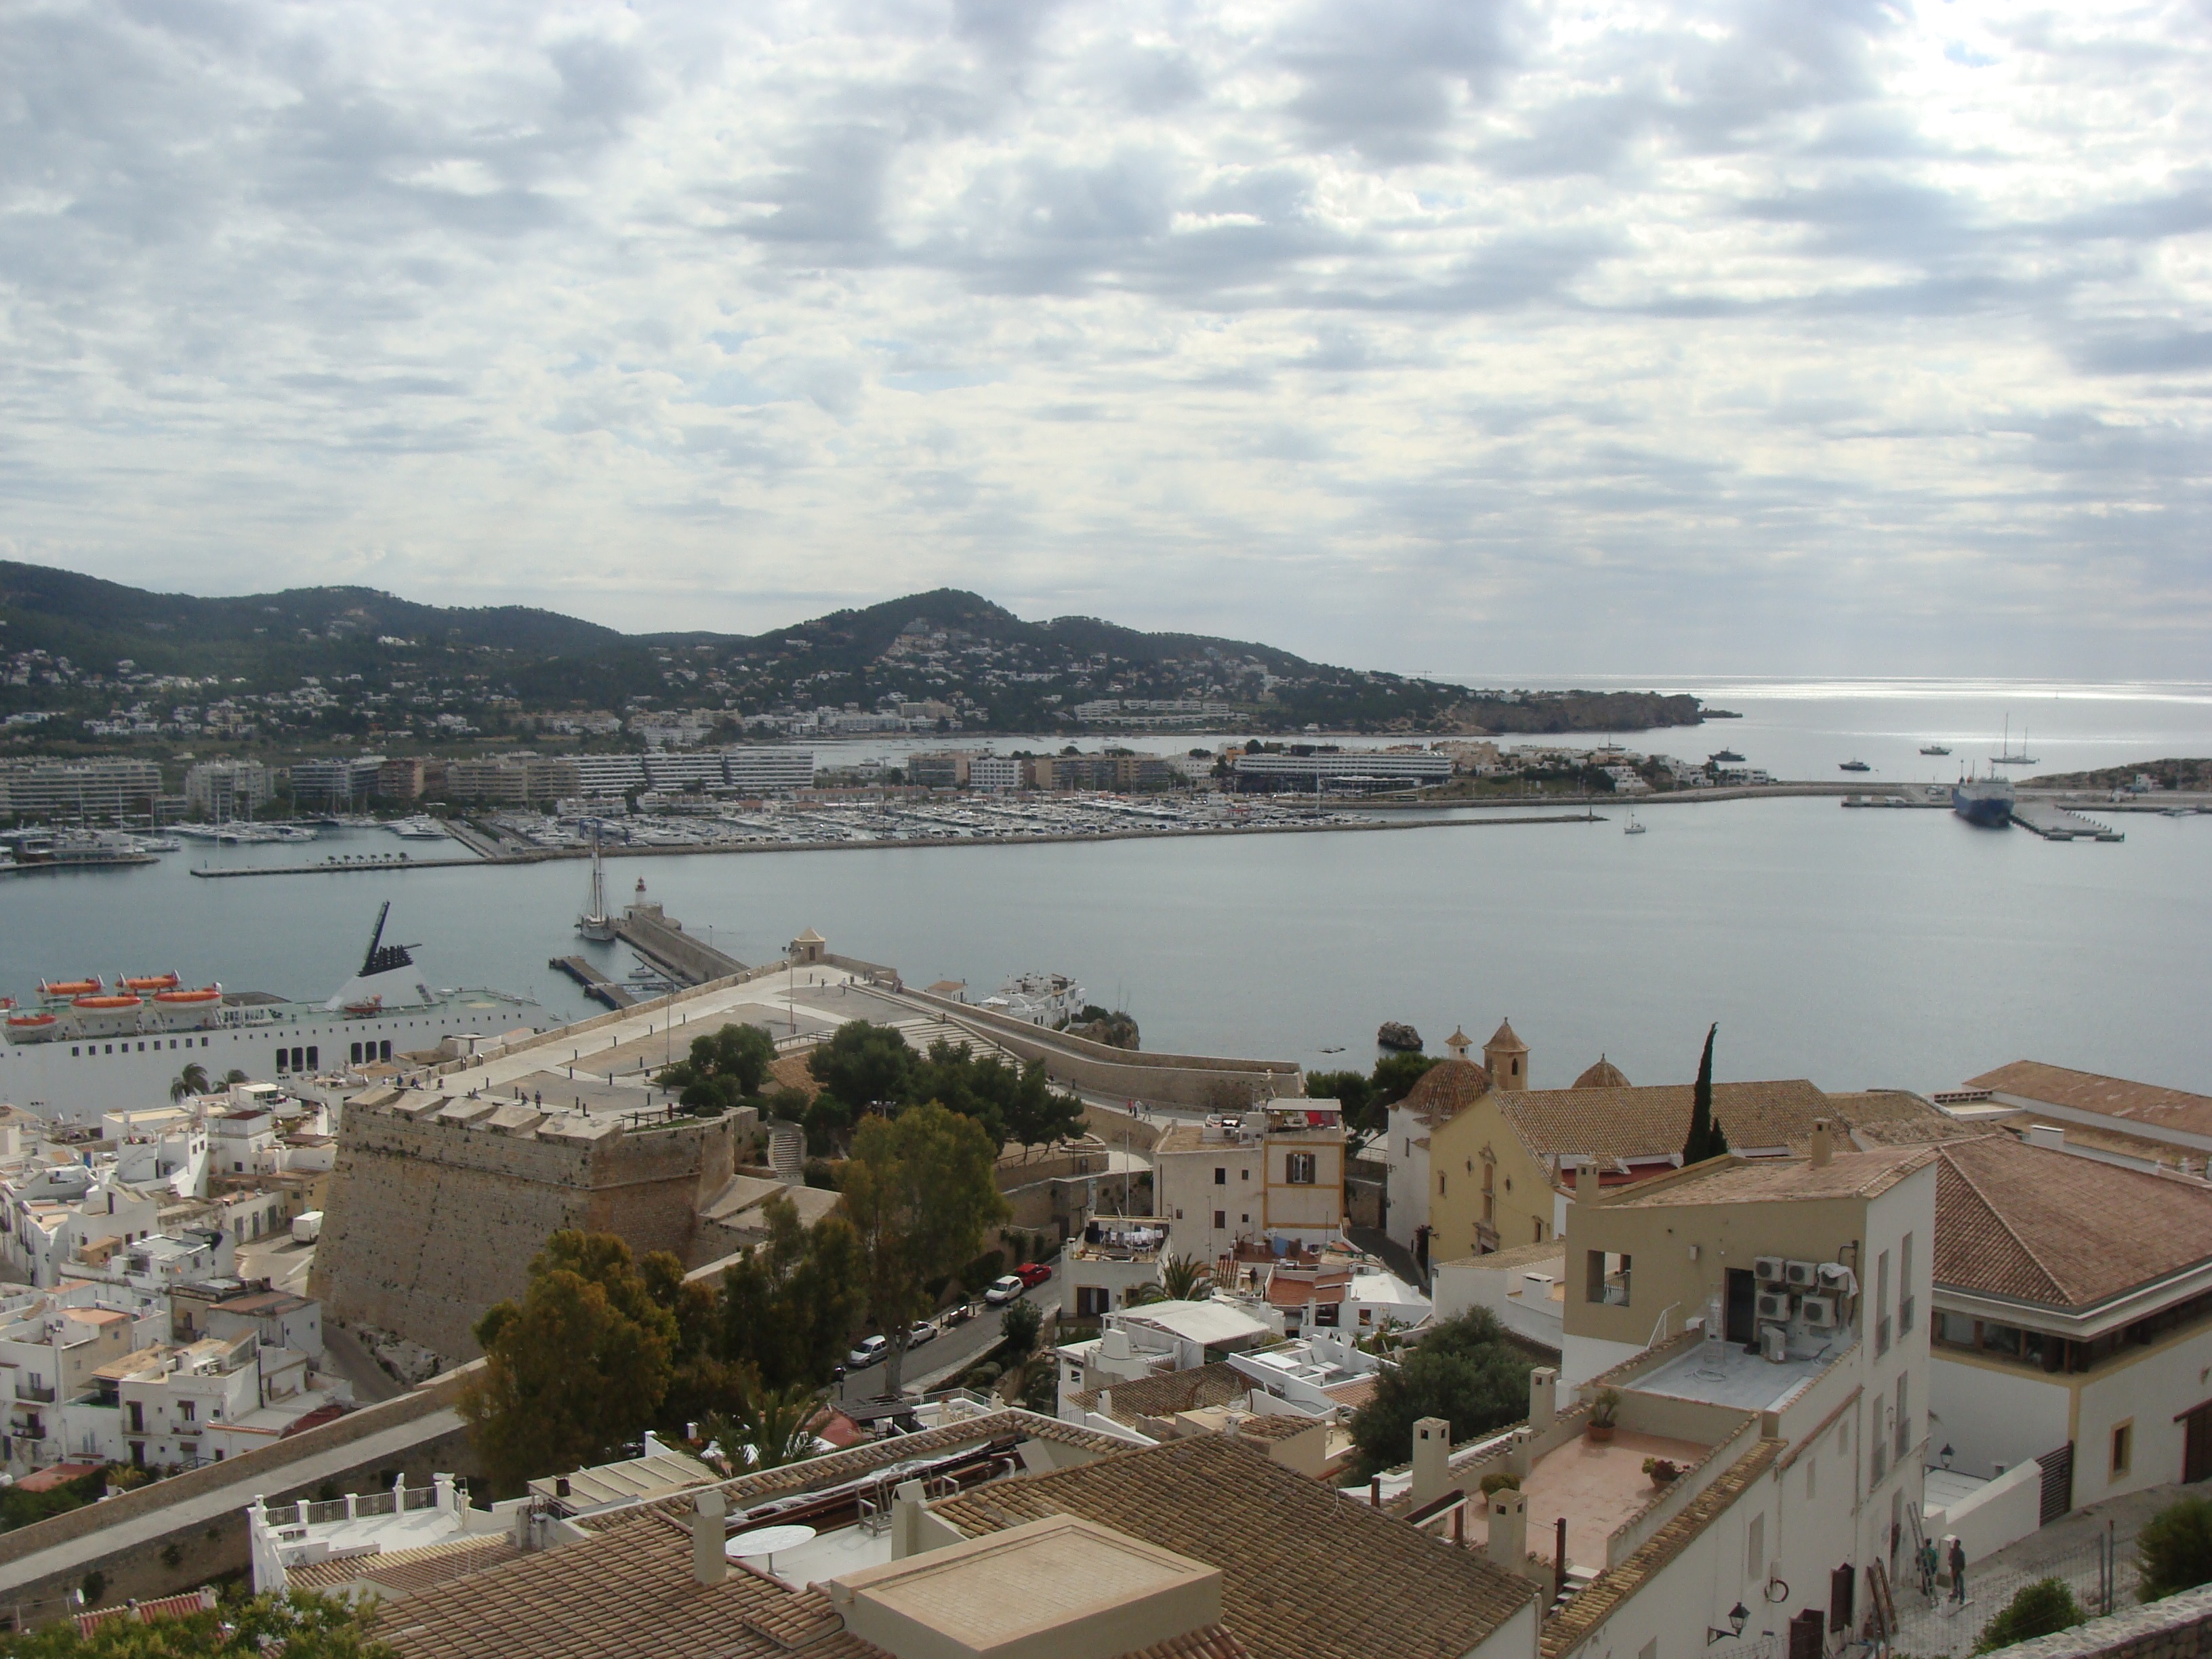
[2,0,2207,678]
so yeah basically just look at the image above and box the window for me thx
[1286,1152,1317,1185]
[1586,1250,1631,1307]
[1876,1249,1891,1357]
[1894,1374,1910,1460]
[1747,1513,1765,1578]
[1806,1456,1816,1500]
[1900,1233,1917,1335]
[2112,1421,2133,1477]
[179,1400,194,1422]
[1439,1172,1447,1196]
[1213,1210,1225,1230]
[1214,1167,1226,1185]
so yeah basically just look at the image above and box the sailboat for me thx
[1990,716,2039,766]
[576,824,618,941]
[1623,812,1646,835]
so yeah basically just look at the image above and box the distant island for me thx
[0,560,1704,755]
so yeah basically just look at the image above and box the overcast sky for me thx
[2,0,2207,678]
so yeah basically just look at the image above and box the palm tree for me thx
[222,1069,249,1086]
[169,1063,211,1103]
[704,1377,823,1472]
[1130,1250,1215,1305]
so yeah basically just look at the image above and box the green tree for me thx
[0,1590,394,1657]
[1132,1251,1215,1304]
[998,1298,1043,1358]
[1347,1309,1535,1478]
[802,1092,853,1155]
[701,1374,823,1472]
[808,1021,916,1109]
[714,1193,867,1391]
[2139,1496,2212,1601]
[168,1063,210,1103]
[840,1103,1010,1395]
[461,1231,680,1494]
[1975,1578,2084,1651]
[1371,1052,1441,1109]
[1682,1023,1729,1164]
[1305,1069,1374,1129]
[1002,1059,1086,1153]
[657,1023,775,1114]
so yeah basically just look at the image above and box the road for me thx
[835,1250,1066,1410]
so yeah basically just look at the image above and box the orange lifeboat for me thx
[5,1010,56,1029]
[123,972,180,992]
[73,994,143,1010]
[153,986,223,1006]
[40,977,102,998]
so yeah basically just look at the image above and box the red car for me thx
[1015,1261,1052,1289]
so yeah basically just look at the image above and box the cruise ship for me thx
[0,904,544,1124]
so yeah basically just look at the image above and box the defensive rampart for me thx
[892,985,1305,1109]
[308,1097,749,1361]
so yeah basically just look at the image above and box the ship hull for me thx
[1952,782,2015,827]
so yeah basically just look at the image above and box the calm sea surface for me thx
[3,680,2207,1103]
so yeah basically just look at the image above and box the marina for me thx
[549,954,638,1010]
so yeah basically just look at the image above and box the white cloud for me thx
[0,0,2207,675]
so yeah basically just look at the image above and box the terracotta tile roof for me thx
[1321,1378,1378,1410]
[1601,1145,1938,1208]
[287,1534,521,1596]
[1933,1134,2212,1311]
[593,1408,1137,1530]
[1965,1061,2212,1139]
[1069,1361,1251,1425]
[1823,1091,1983,1146]
[1541,1439,1782,1659]
[930,1434,1536,1659]
[76,1588,217,1637]
[1266,1275,1350,1308]
[1229,1412,1322,1441]
[1572,1058,1631,1090]
[384,1509,888,1659]
[1399,1059,1491,1127]
[1500,1079,1835,1164]
[1122,1626,1250,1658]
[1434,1240,1565,1274]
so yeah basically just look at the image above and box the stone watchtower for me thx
[790,928,827,966]
[1484,1019,1529,1092]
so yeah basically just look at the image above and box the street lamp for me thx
[1706,1605,1750,1645]
[1940,1443,1955,1471]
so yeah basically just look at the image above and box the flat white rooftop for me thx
[1633,1333,1842,1413]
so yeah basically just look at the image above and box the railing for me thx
[403,1486,439,1511]
[304,1499,349,1525]
[261,1501,303,1528]
[355,1490,396,1517]
[15,1385,54,1404]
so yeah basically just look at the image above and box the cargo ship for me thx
[1952,775,2015,828]
[0,903,544,1123]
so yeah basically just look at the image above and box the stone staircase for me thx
[894,1017,1019,1062]
[765,1122,805,1180]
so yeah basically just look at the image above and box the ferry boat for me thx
[0,902,544,1124]
[1920,745,1950,756]
[1839,760,1872,773]
[1708,750,1745,764]
[1952,774,2015,829]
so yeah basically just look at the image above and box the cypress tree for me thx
[1683,1023,1729,1163]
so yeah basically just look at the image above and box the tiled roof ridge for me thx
[1936,1138,2070,1303]
[1539,1438,1784,1658]
[285,1532,516,1591]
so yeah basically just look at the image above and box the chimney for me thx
[691,1488,727,1585]
[1809,1119,1833,1168]
[890,1479,928,1560]
[1529,1367,1557,1433]
[1574,1162,1598,1202]
[1412,1416,1452,1507]
[1488,1487,1529,1576]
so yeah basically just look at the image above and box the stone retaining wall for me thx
[1987,1584,2212,1659]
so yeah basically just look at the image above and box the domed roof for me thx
[1399,1057,1491,1126]
[1486,1019,1527,1054]
[1573,1056,1631,1090]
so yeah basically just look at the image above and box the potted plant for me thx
[1643,1457,1681,1487]
[1586,1388,1620,1443]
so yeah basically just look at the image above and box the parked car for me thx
[1016,1261,1054,1289]
[985,1274,1026,1305]
[907,1319,939,1349]
[846,1334,889,1368]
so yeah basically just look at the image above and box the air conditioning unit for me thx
[1800,1294,1839,1328]
[1754,1256,1786,1284]
[1818,1262,1857,1293]
[1784,1260,1820,1289]
[1760,1324,1788,1363]
[1756,1290,1793,1322]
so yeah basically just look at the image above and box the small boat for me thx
[1990,716,2039,766]
[1839,760,1872,773]
[1920,745,1950,756]
[121,972,180,992]
[73,994,143,1010]
[5,1010,57,1031]
[152,985,223,1006]
[1624,813,1647,835]
[342,995,385,1019]
[40,977,103,998]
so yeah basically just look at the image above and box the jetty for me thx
[549,956,638,1009]
[2011,802,2124,842]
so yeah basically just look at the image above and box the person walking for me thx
[1948,1538,1968,1605]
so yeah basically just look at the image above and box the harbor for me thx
[2011,802,2125,842]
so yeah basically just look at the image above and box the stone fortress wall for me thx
[308,1092,750,1362]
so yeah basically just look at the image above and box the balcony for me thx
[16,1383,55,1404]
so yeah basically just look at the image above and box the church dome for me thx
[1573,1056,1631,1090]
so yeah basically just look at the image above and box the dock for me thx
[549,956,639,1009]
[2010,803,2124,842]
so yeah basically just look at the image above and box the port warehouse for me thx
[1233,751,1453,792]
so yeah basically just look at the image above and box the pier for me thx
[2010,803,2125,842]
[549,956,638,1010]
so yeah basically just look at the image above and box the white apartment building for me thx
[2,1167,163,1286]
[183,758,274,818]
[968,756,1020,792]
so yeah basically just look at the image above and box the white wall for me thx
[2078,1322,2212,1502]
[1929,1458,2043,1564]
[1435,1258,1564,1351]
[1927,1354,2071,1482]
[1385,1105,1429,1254]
